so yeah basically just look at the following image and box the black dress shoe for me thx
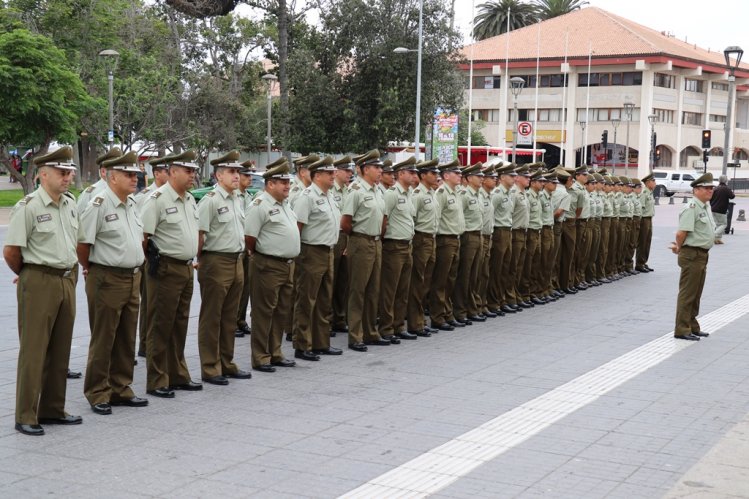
[483,310,498,318]
[147,387,175,398]
[382,335,401,344]
[38,414,82,425]
[675,333,700,341]
[349,343,368,352]
[91,403,112,415]
[137,349,146,358]
[630,269,640,274]
[110,396,149,407]
[133,359,138,366]
[66,369,82,379]
[692,331,710,337]
[271,359,296,367]
[171,381,203,391]
[411,329,431,337]
[15,423,44,436]
[329,331,337,337]
[331,324,349,333]
[424,325,438,333]
[457,318,473,325]
[312,347,343,355]
[500,305,516,314]
[564,287,578,294]
[285,332,292,342]
[253,364,277,372]
[225,369,253,379]
[599,277,611,284]
[396,331,418,340]
[449,320,466,328]
[645,265,654,272]
[234,329,245,338]
[236,324,251,336]
[364,338,391,346]
[202,375,229,385]
[433,323,455,331]
[295,350,321,361]
[531,297,545,306]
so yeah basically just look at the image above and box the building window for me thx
[576,108,639,122]
[682,111,703,125]
[711,82,729,91]
[472,109,500,122]
[710,114,727,123]
[654,73,676,89]
[527,108,565,122]
[579,72,643,87]
[514,74,568,88]
[684,79,704,93]
[652,108,674,124]
[470,76,501,89]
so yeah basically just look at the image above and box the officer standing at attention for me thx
[598,175,614,284]
[341,150,386,351]
[572,167,591,289]
[330,157,354,335]
[379,157,418,342]
[196,151,252,385]
[508,165,531,309]
[670,173,716,341]
[629,179,643,273]
[430,160,465,330]
[77,151,148,415]
[78,147,122,208]
[292,156,342,360]
[245,161,300,371]
[378,159,395,197]
[406,159,440,337]
[636,173,656,272]
[476,165,498,318]
[537,171,557,301]
[549,168,569,297]
[140,150,203,398]
[4,146,82,436]
[522,169,544,305]
[558,169,578,294]
[235,159,257,338]
[487,164,517,314]
[584,174,600,286]
[289,155,318,208]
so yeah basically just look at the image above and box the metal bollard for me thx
[669,196,674,205]
[738,209,746,222]
[655,196,659,205]
[682,196,688,204]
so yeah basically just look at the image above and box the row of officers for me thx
[3,144,655,436]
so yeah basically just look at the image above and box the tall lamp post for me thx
[392,0,424,160]
[262,73,278,166]
[611,118,620,175]
[578,120,587,165]
[648,114,658,170]
[722,46,743,176]
[98,49,120,150]
[623,99,635,176]
[509,76,525,164]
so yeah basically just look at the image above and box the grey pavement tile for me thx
[625,466,683,489]
[339,442,423,466]
[245,448,331,474]
[0,476,83,496]
[435,477,527,498]
[468,450,572,487]
[284,434,365,458]
[316,456,395,483]
[0,470,26,487]
[208,462,300,489]
[161,478,260,498]
[265,470,360,497]
[522,475,620,499]
[605,482,665,499]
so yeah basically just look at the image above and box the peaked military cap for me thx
[263,160,292,180]
[264,157,287,171]
[102,151,140,172]
[574,166,589,175]
[602,175,614,185]
[148,156,169,170]
[529,169,544,181]
[382,159,394,173]
[95,147,122,166]
[239,159,256,174]
[641,173,655,183]
[354,149,383,167]
[482,165,498,177]
[514,165,531,177]
[34,146,76,170]
[597,168,608,175]
[334,156,355,170]
[691,172,714,187]
[632,178,642,186]
[165,150,200,169]
[544,171,559,183]
[497,164,517,176]
[461,162,484,177]
[293,154,320,168]
[416,158,439,173]
[555,167,571,181]
[393,156,418,173]
[438,159,461,173]
[309,156,335,173]
[210,150,242,168]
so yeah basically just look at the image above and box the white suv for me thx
[652,170,699,197]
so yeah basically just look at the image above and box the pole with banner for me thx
[432,107,459,164]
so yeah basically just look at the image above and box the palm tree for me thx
[535,0,589,20]
[472,0,539,41]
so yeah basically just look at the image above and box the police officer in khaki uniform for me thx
[598,175,614,283]
[406,159,440,337]
[430,160,465,330]
[637,173,656,272]
[584,174,601,286]
[78,147,122,208]
[630,178,643,273]
[235,159,257,338]
[537,171,557,301]
[78,151,148,415]
[341,150,386,351]
[292,156,342,360]
[379,157,418,342]
[454,162,485,324]
[572,167,590,289]
[330,156,354,335]
[487,164,516,314]
[4,147,82,435]
[140,150,203,398]
[196,151,252,385]
[523,169,544,305]
[245,161,300,371]
[671,173,716,341]
[508,165,531,309]
[476,165,497,317]
[559,168,578,293]
[289,155,319,208]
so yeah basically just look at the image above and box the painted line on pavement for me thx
[340,294,749,498]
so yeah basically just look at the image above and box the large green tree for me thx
[472,0,538,40]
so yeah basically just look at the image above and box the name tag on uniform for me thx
[469,199,477,205]
[398,198,406,204]
[424,198,432,204]
[502,198,509,203]
[698,212,706,219]
[269,208,280,216]
[37,214,52,223]
[483,201,489,207]
[448,199,455,205]
[165,207,178,215]
[217,206,229,215]
[105,214,119,222]
[315,199,326,206]
[334,195,341,202]
[364,196,374,201]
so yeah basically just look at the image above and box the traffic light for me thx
[655,147,661,161]
[601,130,608,150]
[702,129,711,149]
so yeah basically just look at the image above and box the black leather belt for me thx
[91,263,140,274]
[202,251,243,260]
[254,252,294,263]
[162,255,193,266]
[350,232,380,241]
[414,231,436,239]
[24,263,76,277]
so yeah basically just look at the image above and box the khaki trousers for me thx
[475,234,492,313]
[674,246,709,336]
[586,219,601,282]
[559,219,577,290]
[487,227,512,309]
[636,216,653,267]
[197,252,243,378]
[521,229,540,301]
[138,263,148,355]
[507,229,527,305]
[84,264,140,405]
[16,265,77,425]
[379,239,413,336]
[598,218,611,279]
[294,244,334,351]
[536,226,553,297]
[236,253,251,329]
[607,218,619,276]
[619,218,631,271]
[454,231,482,319]
[407,232,436,331]
[430,235,460,325]
[250,254,293,366]
[347,234,382,344]
[550,222,563,290]
[146,258,194,390]
[331,232,349,329]
[574,219,590,285]
[629,216,641,268]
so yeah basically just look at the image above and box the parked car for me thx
[652,170,699,197]
[190,172,265,201]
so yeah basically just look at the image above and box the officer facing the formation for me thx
[379,156,418,342]
[245,160,300,372]
[330,156,354,335]
[4,146,82,436]
[78,147,121,208]
[292,156,342,360]
[636,173,656,272]
[235,159,257,338]
[671,173,716,341]
[77,151,148,415]
[140,150,203,398]
[341,150,386,351]
[196,151,253,385]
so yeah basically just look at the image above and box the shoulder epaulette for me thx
[436,187,444,193]
[350,183,360,190]
[92,196,104,207]
[413,188,421,194]
[150,191,162,199]
[253,198,263,206]
[206,191,216,197]
[18,194,33,205]
[84,185,95,193]
[62,191,75,201]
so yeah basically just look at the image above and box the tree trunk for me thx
[277,0,290,161]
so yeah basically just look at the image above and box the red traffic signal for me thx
[702,129,711,149]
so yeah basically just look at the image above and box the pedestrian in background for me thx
[710,175,735,245]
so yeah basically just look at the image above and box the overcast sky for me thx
[454,0,746,54]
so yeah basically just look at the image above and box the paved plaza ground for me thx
[0,198,748,498]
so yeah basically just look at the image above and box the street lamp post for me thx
[98,49,120,150]
[578,120,587,165]
[611,118,620,175]
[262,73,278,166]
[393,0,424,160]
[509,76,525,164]
[623,99,635,177]
[648,114,658,170]
[722,46,743,176]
